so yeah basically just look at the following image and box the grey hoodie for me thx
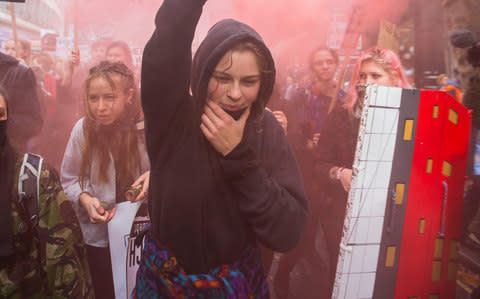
[61,118,150,247]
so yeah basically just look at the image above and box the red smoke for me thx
[72,0,410,69]
[202,0,410,72]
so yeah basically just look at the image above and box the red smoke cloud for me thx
[73,0,410,69]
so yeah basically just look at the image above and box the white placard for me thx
[108,200,144,299]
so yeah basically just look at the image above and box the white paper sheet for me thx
[108,200,144,299]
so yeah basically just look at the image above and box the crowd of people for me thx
[0,0,479,298]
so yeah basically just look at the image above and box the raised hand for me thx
[61,49,80,86]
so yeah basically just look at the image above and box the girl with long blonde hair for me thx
[61,61,150,299]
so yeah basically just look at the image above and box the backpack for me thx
[17,153,44,245]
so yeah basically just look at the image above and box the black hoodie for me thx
[141,0,308,274]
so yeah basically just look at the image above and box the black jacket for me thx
[463,73,480,130]
[0,52,42,151]
[142,0,308,274]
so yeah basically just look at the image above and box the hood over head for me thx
[191,19,276,121]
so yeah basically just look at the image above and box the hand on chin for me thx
[200,102,250,156]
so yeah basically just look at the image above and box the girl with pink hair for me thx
[314,46,410,297]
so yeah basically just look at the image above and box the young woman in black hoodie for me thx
[134,0,308,298]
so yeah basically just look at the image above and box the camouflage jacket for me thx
[0,156,94,299]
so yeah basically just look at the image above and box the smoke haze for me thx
[74,0,410,67]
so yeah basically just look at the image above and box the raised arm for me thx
[141,0,207,159]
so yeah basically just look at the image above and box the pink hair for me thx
[344,46,411,115]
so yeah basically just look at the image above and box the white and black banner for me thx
[108,200,150,299]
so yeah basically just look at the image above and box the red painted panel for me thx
[394,90,470,299]
[437,91,470,297]
[394,90,444,298]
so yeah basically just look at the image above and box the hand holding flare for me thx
[79,192,116,224]
[129,170,150,202]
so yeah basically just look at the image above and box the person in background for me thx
[0,85,94,298]
[61,61,150,299]
[30,51,79,170]
[90,39,109,66]
[3,38,31,65]
[443,77,463,102]
[71,38,110,80]
[69,38,111,119]
[274,46,344,299]
[284,67,308,102]
[106,40,135,72]
[16,38,32,66]
[0,48,42,153]
[462,62,480,250]
[31,52,58,115]
[134,0,308,297]
[437,73,449,90]
[4,39,16,59]
[314,46,411,297]
[436,72,462,102]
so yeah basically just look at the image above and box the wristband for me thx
[329,166,339,180]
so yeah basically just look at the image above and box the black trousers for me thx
[86,244,115,299]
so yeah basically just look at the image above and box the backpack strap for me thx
[18,153,43,235]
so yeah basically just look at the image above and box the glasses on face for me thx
[312,59,336,67]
